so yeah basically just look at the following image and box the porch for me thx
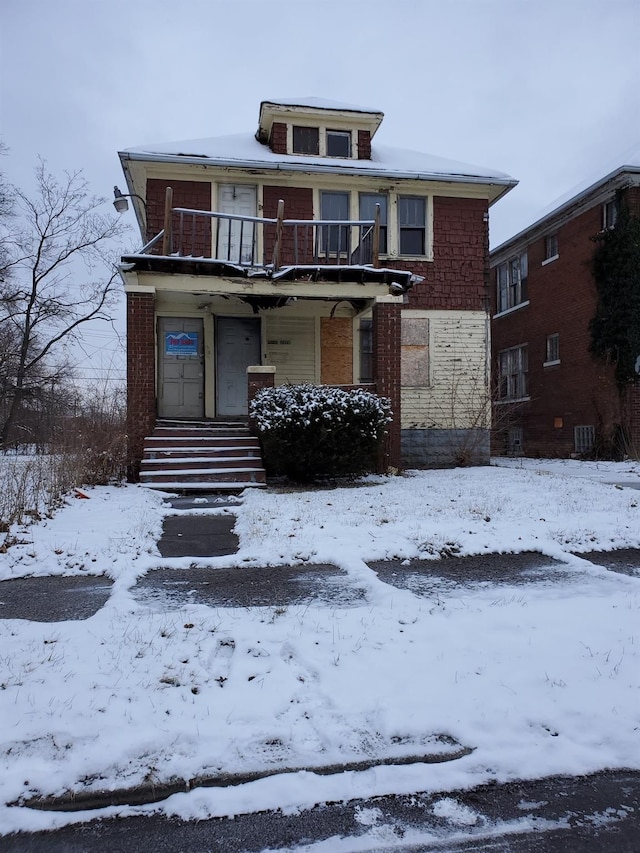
[120,187,415,292]
[120,193,415,485]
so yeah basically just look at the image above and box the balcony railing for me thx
[142,187,381,272]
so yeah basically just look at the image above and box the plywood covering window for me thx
[401,318,429,387]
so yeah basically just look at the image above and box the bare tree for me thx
[0,159,126,448]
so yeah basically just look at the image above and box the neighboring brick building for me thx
[490,153,640,459]
[116,97,515,482]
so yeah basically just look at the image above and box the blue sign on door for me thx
[165,332,198,355]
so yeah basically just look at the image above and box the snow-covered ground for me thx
[1,458,640,837]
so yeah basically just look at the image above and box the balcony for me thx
[120,188,416,291]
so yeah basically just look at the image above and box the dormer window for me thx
[290,125,354,158]
[292,126,319,155]
[326,130,351,158]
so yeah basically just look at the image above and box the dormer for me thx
[256,97,384,161]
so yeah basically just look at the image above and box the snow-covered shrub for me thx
[250,384,392,482]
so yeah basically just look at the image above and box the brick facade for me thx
[247,369,276,433]
[357,130,371,160]
[385,197,489,312]
[491,188,638,458]
[269,122,287,155]
[373,301,402,470]
[126,292,156,478]
[146,179,212,256]
[263,185,314,264]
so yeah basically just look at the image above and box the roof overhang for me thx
[491,165,640,260]
[257,99,384,144]
[119,149,517,205]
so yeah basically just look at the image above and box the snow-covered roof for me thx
[493,143,640,254]
[120,131,516,194]
[261,96,384,115]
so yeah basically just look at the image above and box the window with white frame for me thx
[320,191,349,253]
[292,125,319,155]
[574,425,595,454]
[496,251,528,313]
[326,130,351,158]
[498,344,528,400]
[545,333,560,364]
[398,196,426,255]
[544,233,558,260]
[359,193,388,254]
[603,199,618,229]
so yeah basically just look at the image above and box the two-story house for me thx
[490,153,640,459]
[117,97,516,488]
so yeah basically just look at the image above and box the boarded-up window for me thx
[320,317,353,385]
[401,318,429,387]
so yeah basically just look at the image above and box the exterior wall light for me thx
[113,186,147,214]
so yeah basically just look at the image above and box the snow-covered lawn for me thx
[1,459,640,835]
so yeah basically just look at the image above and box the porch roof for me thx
[120,253,419,292]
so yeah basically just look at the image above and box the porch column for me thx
[372,296,403,472]
[126,290,156,480]
[247,366,276,433]
[629,379,640,458]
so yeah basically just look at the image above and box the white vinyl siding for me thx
[265,316,316,385]
[400,311,489,430]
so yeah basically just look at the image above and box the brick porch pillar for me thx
[126,291,156,480]
[372,297,403,471]
[629,379,640,458]
[247,366,276,433]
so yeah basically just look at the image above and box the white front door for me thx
[158,318,204,419]
[217,184,257,264]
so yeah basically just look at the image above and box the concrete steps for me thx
[140,420,266,492]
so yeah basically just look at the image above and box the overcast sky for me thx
[2,0,639,382]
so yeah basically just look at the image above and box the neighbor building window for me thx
[603,199,618,229]
[574,425,595,454]
[359,193,388,254]
[496,251,528,313]
[326,130,351,158]
[320,191,349,253]
[545,333,560,364]
[544,233,558,260]
[292,125,319,155]
[398,196,426,255]
[507,427,523,455]
[498,344,528,400]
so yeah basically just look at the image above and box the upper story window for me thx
[496,251,528,313]
[326,130,351,158]
[359,193,388,254]
[544,233,558,261]
[545,332,560,364]
[292,125,319,155]
[320,191,349,253]
[603,199,618,229]
[498,344,528,400]
[398,196,426,255]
